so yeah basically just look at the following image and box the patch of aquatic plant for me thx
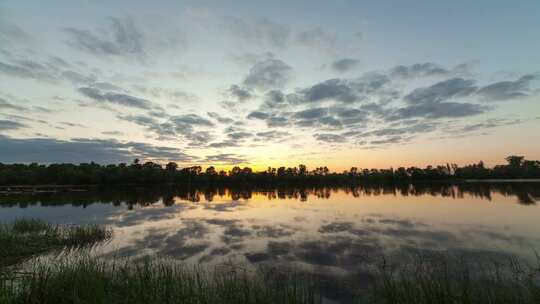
[1,254,319,304]
[0,219,112,268]
[370,251,540,304]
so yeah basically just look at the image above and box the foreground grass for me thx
[371,252,540,304]
[1,255,319,304]
[0,219,112,268]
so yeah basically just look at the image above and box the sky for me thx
[0,0,539,170]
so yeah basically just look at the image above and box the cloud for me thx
[477,74,538,101]
[203,153,246,164]
[301,79,360,103]
[222,17,290,49]
[261,90,287,108]
[239,63,536,149]
[64,17,145,59]
[207,112,234,124]
[247,111,270,120]
[296,28,336,51]
[227,131,252,140]
[227,85,253,101]
[451,118,527,134]
[230,52,274,66]
[207,139,240,148]
[404,78,477,105]
[370,136,404,145]
[78,87,153,109]
[137,86,199,103]
[0,60,57,82]
[0,135,196,163]
[243,59,293,91]
[313,133,347,143]
[331,58,360,73]
[0,14,31,45]
[0,97,26,111]
[102,130,125,136]
[0,120,26,131]
[255,131,289,141]
[293,107,327,120]
[365,123,437,137]
[171,114,214,127]
[390,63,454,78]
[119,113,215,146]
[388,102,488,120]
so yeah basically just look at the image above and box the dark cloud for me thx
[222,17,290,49]
[390,62,453,78]
[0,120,26,131]
[227,85,253,101]
[301,79,359,103]
[247,111,270,120]
[203,153,246,164]
[404,78,477,105]
[477,74,538,101]
[313,133,347,143]
[101,130,125,136]
[227,131,252,140]
[365,123,437,137]
[243,59,293,91]
[135,86,199,103]
[331,58,360,73]
[452,118,526,134]
[388,102,488,120]
[207,112,234,124]
[78,87,152,109]
[171,114,214,127]
[207,139,240,148]
[0,60,56,82]
[293,107,327,120]
[118,113,215,146]
[370,136,404,145]
[61,70,97,84]
[0,135,196,163]
[255,130,289,141]
[0,97,26,111]
[261,90,287,108]
[65,17,145,59]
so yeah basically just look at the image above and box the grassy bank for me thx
[0,219,112,268]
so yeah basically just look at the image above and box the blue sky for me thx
[0,0,539,169]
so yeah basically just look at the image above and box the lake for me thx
[1,182,539,300]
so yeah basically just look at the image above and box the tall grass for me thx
[371,251,540,304]
[0,219,112,268]
[1,255,319,304]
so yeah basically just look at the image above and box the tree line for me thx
[0,155,539,186]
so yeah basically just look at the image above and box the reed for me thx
[1,255,319,304]
[0,219,112,268]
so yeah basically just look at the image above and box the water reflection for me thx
[1,182,539,208]
[2,182,540,303]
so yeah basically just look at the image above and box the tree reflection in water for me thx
[0,182,538,208]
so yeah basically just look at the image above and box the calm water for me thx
[2,182,540,299]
